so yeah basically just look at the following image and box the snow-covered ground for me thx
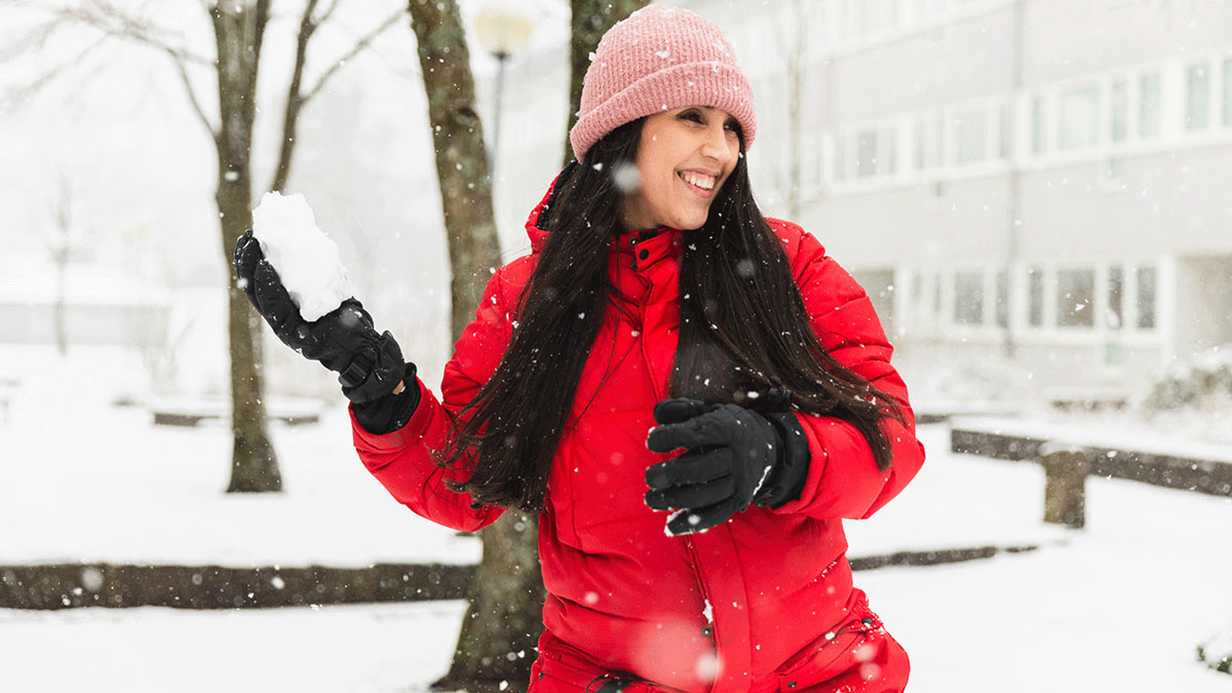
[2,345,1230,691]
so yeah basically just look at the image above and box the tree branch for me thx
[300,7,404,104]
[57,0,213,66]
[267,0,321,192]
[14,0,219,136]
[314,0,343,26]
[0,31,108,113]
[165,41,217,140]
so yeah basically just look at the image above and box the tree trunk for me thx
[403,2,542,690]
[213,1,282,494]
[563,0,649,166]
[53,251,67,357]
[784,0,804,220]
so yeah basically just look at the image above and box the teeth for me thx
[680,171,715,191]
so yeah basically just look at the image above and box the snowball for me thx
[251,191,353,322]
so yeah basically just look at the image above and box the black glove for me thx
[644,396,810,536]
[233,229,407,404]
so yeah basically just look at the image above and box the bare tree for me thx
[7,0,404,492]
[399,4,538,690]
[45,173,83,357]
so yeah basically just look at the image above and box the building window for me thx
[1186,62,1211,131]
[1136,265,1157,329]
[856,130,879,177]
[1106,265,1124,330]
[1056,268,1095,328]
[1030,95,1046,155]
[997,102,1012,159]
[1058,85,1099,150]
[1222,57,1232,127]
[1109,78,1128,143]
[994,268,1008,328]
[1027,266,1045,327]
[1138,71,1162,139]
[915,113,944,171]
[953,106,989,164]
[851,127,896,178]
[834,133,846,181]
[954,270,984,326]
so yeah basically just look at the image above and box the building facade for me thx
[480,0,1232,400]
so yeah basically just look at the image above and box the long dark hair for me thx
[434,118,908,512]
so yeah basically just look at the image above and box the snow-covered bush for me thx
[1140,344,1232,414]
[1197,624,1232,674]
[1131,345,1232,446]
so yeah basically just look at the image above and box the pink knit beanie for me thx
[568,5,757,163]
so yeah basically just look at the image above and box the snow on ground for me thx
[2,467,1228,691]
[0,345,478,567]
[0,601,468,693]
[860,471,1232,692]
[2,345,1231,690]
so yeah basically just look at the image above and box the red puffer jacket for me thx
[347,174,926,692]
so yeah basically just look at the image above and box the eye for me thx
[680,110,704,123]
[724,120,740,134]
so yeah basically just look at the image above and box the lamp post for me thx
[475,1,535,180]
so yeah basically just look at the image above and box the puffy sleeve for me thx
[767,224,926,521]
[346,266,518,532]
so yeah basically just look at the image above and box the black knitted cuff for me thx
[753,411,811,509]
[352,362,421,435]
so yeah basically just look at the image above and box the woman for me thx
[235,6,925,691]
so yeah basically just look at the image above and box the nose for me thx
[699,121,733,166]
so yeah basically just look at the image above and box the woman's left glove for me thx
[644,397,811,536]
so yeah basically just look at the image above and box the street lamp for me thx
[474,0,535,180]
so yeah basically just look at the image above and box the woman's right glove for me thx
[233,229,407,405]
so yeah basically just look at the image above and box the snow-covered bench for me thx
[150,396,322,427]
[950,415,1232,527]
[1043,385,1131,413]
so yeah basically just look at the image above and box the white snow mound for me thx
[251,191,353,322]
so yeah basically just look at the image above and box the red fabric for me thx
[347,174,926,692]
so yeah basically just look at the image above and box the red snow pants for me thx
[528,592,911,692]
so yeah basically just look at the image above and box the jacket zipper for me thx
[684,537,715,639]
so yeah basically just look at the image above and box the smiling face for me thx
[620,106,743,232]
